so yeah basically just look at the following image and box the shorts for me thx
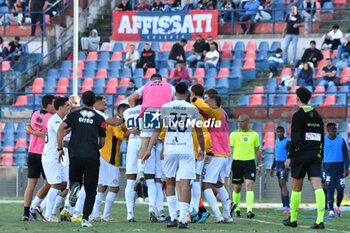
[164,154,196,180]
[98,156,120,187]
[231,159,256,184]
[325,173,345,189]
[140,129,154,138]
[154,140,163,179]
[225,156,233,178]
[125,141,156,175]
[276,161,289,181]
[42,160,68,184]
[322,167,326,182]
[196,159,204,176]
[27,153,46,179]
[202,156,227,184]
[291,154,322,179]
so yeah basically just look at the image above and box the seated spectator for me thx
[336,34,350,59]
[203,36,218,57]
[124,43,139,74]
[197,43,219,70]
[301,0,317,35]
[136,0,151,11]
[191,77,198,86]
[187,35,206,67]
[219,0,235,24]
[81,29,100,51]
[255,0,274,21]
[240,0,260,35]
[168,39,187,70]
[116,0,132,11]
[0,36,4,60]
[268,48,283,78]
[136,43,155,71]
[319,58,338,87]
[321,25,343,50]
[2,36,21,63]
[300,40,323,68]
[297,62,314,87]
[0,0,23,25]
[170,61,191,86]
[152,0,165,10]
[196,0,214,9]
[182,0,195,10]
[165,0,182,11]
[126,79,137,96]
[47,0,59,17]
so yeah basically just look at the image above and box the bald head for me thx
[238,114,249,131]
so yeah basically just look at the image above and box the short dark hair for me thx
[276,48,282,53]
[42,94,55,108]
[82,90,96,107]
[14,36,20,41]
[310,40,316,45]
[326,122,337,128]
[326,58,332,61]
[332,24,339,29]
[54,97,69,111]
[95,95,105,103]
[135,98,143,106]
[150,73,162,81]
[276,126,285,131]
[208,95,221,107]
[191,84,204,97]
[175,82,188,95]
[177,60,184,65]
[129,79,135,84]
[118,104,129,115]
[204,88,219,96]
[296,87,311,104]
[196,35,202,38]
[180,39,187,44]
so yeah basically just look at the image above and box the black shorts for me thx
[69,156,100,188]
[231,159,256,184]
[291,154,322,179]
[27,153,46,179]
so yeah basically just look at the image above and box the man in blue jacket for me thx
[240,0,260,35]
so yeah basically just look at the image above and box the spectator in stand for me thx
[196,0,214,9]
[197,43,219,70]
[187,35,206,67]
[297,62,314,87]
[219,0,235,24]
[81,29,100,52]
[301,0,317,35]
[240,0,260,35]
[336,34,350,59]
[321,25,343,51]
[116,0,132,11]
[124,43,139,74]
[126,79,137,96]
[168,38,187,70]
[319,58,338,87]
[191,77,198,86]
[0,0,24,25]
[300,40,323,68]
[255,0,274,21]
[0,36,4,60]
[204,36,218,56]
[2,36,22,63]
[182,0,195,10]
[268,48,283,78]
[136,0,151,11]
[319,0,331,7]
[164,0,182,11]
[282,5,304,65]
[170,61,191,86]
[136,43,155,71]
[29,0,48,36]
[152,0,165,10]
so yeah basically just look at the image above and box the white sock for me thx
[30,196,42,212]
[103,192,117,218]
[91,192,104,218]
[138,159,145,173]
[156,182,164,214]
[44,188,60,218]
[40,197,48,210]
[175,189,180,214]
[64,199,73,215]
[125,179,136,218]
[146,179,158,216]
[204,189,221,218]
[217,187,230,218]
[52,195,64,216]
[191,182,201,212]
[73,187,86,217]
[179,202,190,224]
[166,195,177,221]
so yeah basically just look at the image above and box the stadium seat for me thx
[158,68,169,78]
[341,67,350,77]
[194,68,205,78]
[106,78,118,88]
[83,69,96,78]
[244,41,257,52]
[284,95,297,107]
[1,61,11,72]
[258,41,269,51]
[13,147,27,166]
[266,78,278,88]
[86,52,98,61]
[4,122,15,133]
[338,121,348,132]
[236,95,250,106]
[216,78,229,93]
[234,41,245,51]
[269,41,282,53]
[247,95,263,107]
[1,153,14,166]
[96,69,108,79]
[121,68,132,78]
[241,59,256,81]
[161,42,172,52]
[263,132,275,143]
[137,42,145,52]
[15,138,27,149]
[326,85,337,93]
[113,42,124,52]
[278,68,293,80]
[252,122,263,132]
[274,95,287,106]
[220,59,231,68]
[217,68,230,78]
[266,85,276,94]
[106,86,117,94]
[221,50,233,60]
[12,95,28,107]
[81,86,92,93]
[232,59,243,68]
[56,86,68,94]
[151,42,160,52]
[80,78,94,88]
[78,52,87,61]
[185,41,194,52]
[85,61,97,70]
[16,122,26,133]
[263,122,275,133]
[56,78,69,88]
[114,95,127,106]
[108,68,120,78]
[204,78,216,89]
[222,41,233,51]
[144,68,157,79]
[31,85,43,93]
[320,95,336,107]
[314,86,325,96]
[109,52,123,62]
[100,42,111,51]
[70,69,83,79]
[243,51,256,61]
[119,78,130,87]
[311,95,324,106]
[29,77,44,90]
[133,68,144,78]
[253,86,265,94]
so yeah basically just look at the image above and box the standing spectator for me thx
[126,79,137,96]
[170,61,191,86]
[136,0,151,10]
[124,43,139,74]
[255,0,274,21]
[0,36,4,60]
[29,0,48,36]
[136,43,155,71]
[297,62,314,87]
[0,0,24,25]
[81,29,100,52]
[116,0,132,11]
[282,5,304,65]
[187,35,206,67]
[300,40,323,68]
[2,36,22,64]
[219,0,235,24]
[319,58,338,87]
[182,0,195,10]
[240,0,260,35]
[321,25,343,50]
[336,34,350,59]
[152,0,165,10]
[168,39,187,70]
[268,48,283,78]
[301,0,317,35]
[196,43,219,70]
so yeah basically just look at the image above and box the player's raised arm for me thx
[106,117,124,127]
[128,92,140,108]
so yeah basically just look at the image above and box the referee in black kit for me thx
[57,91,106,228]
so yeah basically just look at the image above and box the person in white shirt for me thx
[42,97,71,222]
[124,43,140,74]
[196,43,219,70]
[321,24,343,50]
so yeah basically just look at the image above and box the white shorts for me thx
[42,160,68,185]
[202,156,227,184]
[164,154,196,180]
[98,156,120,187]
[125,141,156,175]
[154,140,163,179]
[196,159,205,176]
[140,128,154,138]
[225,156,233,178]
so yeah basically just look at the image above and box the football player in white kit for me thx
[42,97,71,222]
[142,82,205,229]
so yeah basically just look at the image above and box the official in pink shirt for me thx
[170,61,191,86]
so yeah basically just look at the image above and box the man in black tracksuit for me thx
[283,87,326,229]
[136,43,155,71]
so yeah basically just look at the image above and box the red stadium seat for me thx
[314,86,325,96]
[162,78,168,83]
[109,52,123,62]
[315,67,323,78]
[341,68,350,77]
[119,78,130,87]
[221,51,232,60]
[263,132,275,143]
[243,51,256,61]
[263,140,275,151]
[194,68,205,78]
[2,61,11,72]
[12,95,28,107]
[241,59,255,70]
[161,42,172,52]
[124,43,133,53]
[106,86,117,94]
[114,95,127,106]
[197,77,204,86]
[317,59,326,69]
[244,41,257,52]
[253,86,265,94]
[56,78,69,88]
[169,68,176,79]
[15,139,28,149]
[81,86,92,93]
[320,95,336,106]
[70,69,83,79]
[216,41,222,52]
[1,153,14,166]
[222,41,233,51]
[100,42,111,51]
[288,86,300,97]
[217,68,230,78]
[284,95,297,107]
[321,50,330,59]
[77,61,85,70]
[331,50,337,59]
[80,78,94,88]
[29,78,44,89]
[96,69,108,79]
[185,41,194,52]
[86,52,98,61]
[56,86,68,94]
[31,85,43,93]
[340,77,350,84]
[278,68,293,81]
[263,122,275,133]
[106,78,118,88]
[333,0,346,6]
[144,68,157,79]
[247,95,262,107]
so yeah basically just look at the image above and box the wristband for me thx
[57,148,63,151]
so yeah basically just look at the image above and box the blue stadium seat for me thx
[158,51,170,60]
[266,78,278,88]
[133,68,144,78]
[61,60,73,70]
[97,61,109,69]
[47,69,59,79]
[232,59,243,68]
[311,96,323,106]
[273,5,285,21]
[109,61,122,69]
[85,61,97,70]
[4,123,15,133]
[326,85,337,93]
[83,69,96,78]
[321,1,334,13]
[234,42,245,59]
[113,43,124,52]
[16,131,27,140]
[335,94,346,106]
[93,86,105,94]
[133,77,143,88]
[13,147,27,167]
[262,154,274,168]
[158,68,169,78]
[204,78,216,89]
[151,42,160,52]
[252,122,263,132]
[95,78,106,87]
[277,121,288,131]
[269,41,282,53]
[217,78,229,93]
[137,42,145,52]
[2,138,15,147]
[274,95,287,106]
[16,122,26,133]
[278,86,288,94]
[230,67,242,78]
[229,122,238,133]
[228,77,242,90]
[45,77,57,87]
[108,68,120,78]
[43,86,55,93]
[60,69,71,78]
[142,78,150,85]
[236,95,250,106]
[106,95,113,106]
[339,86,349,94]
[258,42,269,51]
[78,52,87,61]
[206,68,217,78]
[121,68,132,78]
[262,95,275,106]
[338,121,348,132]
[220,59,231,68]
[188,68,194,77]
[158,60,169,69]
[118,86,128,94]
[99,51,110,62]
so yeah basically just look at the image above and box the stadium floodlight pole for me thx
[72,0,79,95]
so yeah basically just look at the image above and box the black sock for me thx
[24,207,30,217]
[59,207,63,213]
[336,188,344,207]
[199,206,206,213]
